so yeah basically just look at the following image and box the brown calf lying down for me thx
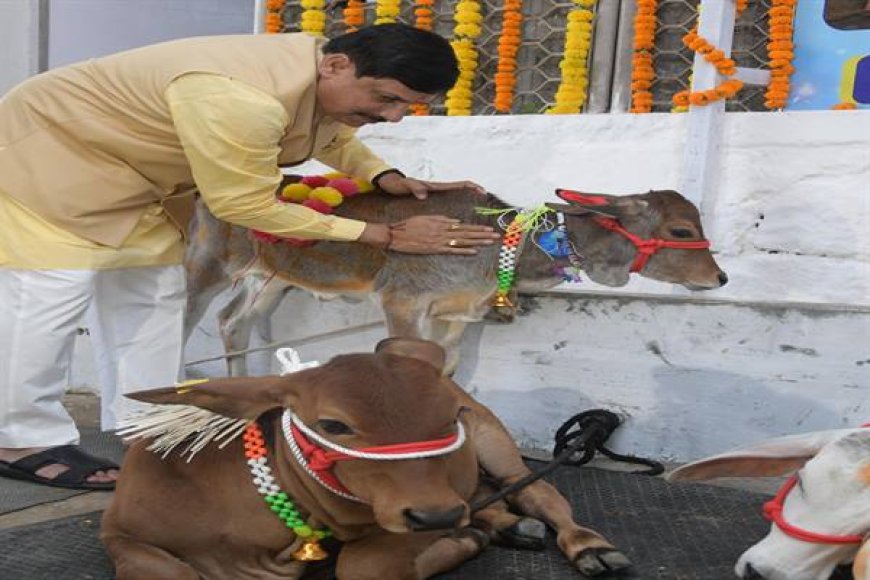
[102,338,632,579]
[184,186,727,375]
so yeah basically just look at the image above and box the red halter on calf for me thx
[762,423,870,546]
[556,189,712,273]
[283,410,467,502]
[763,475,865,545]
[592,217,711,273]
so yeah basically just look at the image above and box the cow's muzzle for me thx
[403,504,467,531]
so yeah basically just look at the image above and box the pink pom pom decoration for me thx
[302,198,333,214]
[300,175,330,187]
[325,178,361,197]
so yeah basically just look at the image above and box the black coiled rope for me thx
[470,409,664,513]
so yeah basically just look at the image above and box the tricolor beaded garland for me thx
[244,423,331,543]
[478,205,556,308]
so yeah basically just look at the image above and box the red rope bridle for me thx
[762,424,870,545]
[282,410,466,502]
[591,216,711,273]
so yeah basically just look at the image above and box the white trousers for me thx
[0,266,185,447]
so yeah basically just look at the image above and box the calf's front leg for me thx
[467,401,632,576]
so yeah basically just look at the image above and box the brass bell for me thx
[292,539,328,561]
[492,294,514,308]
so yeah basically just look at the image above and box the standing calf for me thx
[185,186,727,375]
[668,427,870,580]
[102,338,632,579]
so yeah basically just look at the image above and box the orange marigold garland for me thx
[764,0,797,110]
[670,1,749,109]
[300,0,327,36]
[494,0,524,113]
[410,0,436,116]
[265,0,285,33]
[445,0,483,116]
[375,0,402,25]
[630,0,657,113]
[343,0,366,31]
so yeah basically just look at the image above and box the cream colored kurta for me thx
[0,33,393,269]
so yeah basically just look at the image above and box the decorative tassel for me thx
[117,404,248,461]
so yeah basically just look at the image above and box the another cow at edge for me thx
[668,427,870,580]
[185,186,727,375]
[102,338,632,579]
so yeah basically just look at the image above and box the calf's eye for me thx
[670,227,695,239]
[316,419,354,436]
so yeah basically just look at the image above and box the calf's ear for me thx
[550,189,648,219]
[375,337,446,373]
[667,455,811,482]
[667,428,862,482]
[126,375,304,420]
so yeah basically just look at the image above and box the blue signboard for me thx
[789,0,870,110]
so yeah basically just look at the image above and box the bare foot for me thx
[0,447,119,484]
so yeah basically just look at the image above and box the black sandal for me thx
[0,445,119,490]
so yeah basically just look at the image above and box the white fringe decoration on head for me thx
[117,348,320,462]
[116,405,248,462]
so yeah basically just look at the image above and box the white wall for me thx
[48,0,256,68]
[0,0,41,95]
[349,111,870,308]
[1,0,255,95]
[174,110,870,462]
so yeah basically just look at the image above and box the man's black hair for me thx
[323,23,459,94]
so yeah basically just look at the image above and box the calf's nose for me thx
[717,271,729,286]
[403,504,466,531]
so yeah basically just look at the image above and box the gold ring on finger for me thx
[448,223,461,231]
[448,239,460,247]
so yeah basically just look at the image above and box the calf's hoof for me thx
[494,517,547,551]
[574,547,632,577]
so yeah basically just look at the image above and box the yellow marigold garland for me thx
[343,0,366,31]
[671,1,748,109]
[375,0,402,25]
[410,0,436,116]
[494,0,524,113]
[547,0,596,114]
[300,0,327,36]
[265,0,285,33]
[445,0,483,116]
[764,0,796,110]
[630,0,657,113]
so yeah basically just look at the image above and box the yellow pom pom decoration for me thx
[353,178,375,194]
[281,183,312,202]
[309,186,345,207]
